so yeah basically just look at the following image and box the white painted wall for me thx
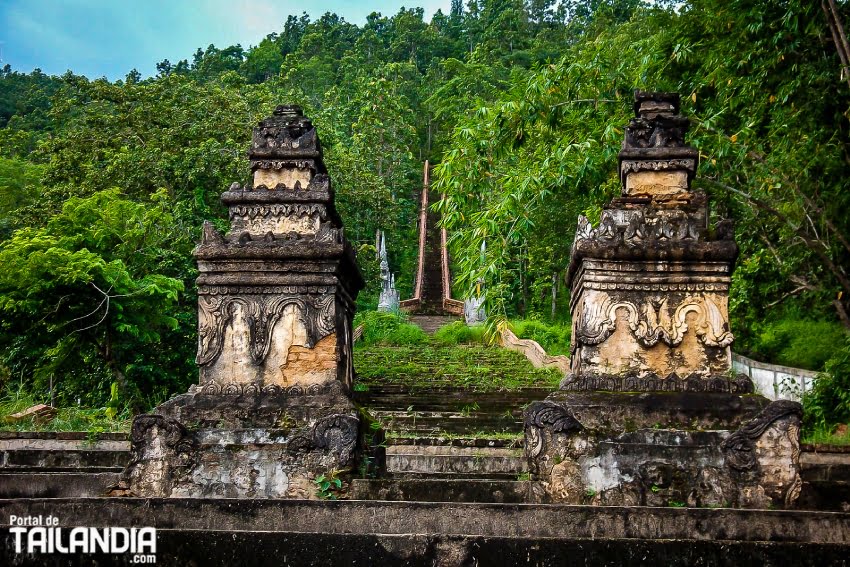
[732,353,819,402]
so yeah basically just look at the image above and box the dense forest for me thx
[0,0,848,427]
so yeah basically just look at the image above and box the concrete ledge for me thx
[386,445,527,477]
[351,478,545,503]
[4,530,849,566]
[0,498,848,544]
[0,449,129,470]
[0,431,127,441]
[0,438,129,452]
[0,473,119,498]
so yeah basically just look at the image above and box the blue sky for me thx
[0,0,452,80]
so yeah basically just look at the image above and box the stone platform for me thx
[525,390,802,508]
[115,385,366,499]
[1,498,849,565]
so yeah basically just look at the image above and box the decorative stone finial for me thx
[195,105,362,388]
[249,105,324,189]
[122,104,366,500]
[618,90,698,197]
[523,89,801,512]
[377,231,400,312]
[633,90,679,117]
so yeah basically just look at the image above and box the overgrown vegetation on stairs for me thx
[352,314,561,488]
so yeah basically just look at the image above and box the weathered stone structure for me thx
[116,105,365,498]
[525,92,803,509]
[567,91,736,387]
[464,241,487,325]
[377,231,400,312]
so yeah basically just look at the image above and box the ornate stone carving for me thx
[196,294,336,367]
[287,414,358,462]
[119,415,197,497]
[624,114,690,149]
[559,372,754,394]
[573,209,703,249]
[122,104,363,500]
[621,91,689,149]
[199,285,336,296]
[620,158,696,176]
[189,380,347,397]
[311,414,359,462]
[377,231,400,312]
[566,92,737,382]
[201,221,225,245]
[315,222,343,243]
[192,104,361,387]
[574,290,733,350]
[249,105,322,162]
[580,282,729,292]
[524,401,583,458]
[130,414,192,449]
[229,203,328,220]
[524,91,801,510]
[722,400,803,474]
[250,159,318,172]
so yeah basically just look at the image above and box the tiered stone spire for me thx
[120,106,367,499]
[565,91,743,392]
[523,92,803,510]
[195,104,363,390]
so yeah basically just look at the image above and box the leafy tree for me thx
[0,157,43,238]
[242,37,285,83]
[0,189,185,405]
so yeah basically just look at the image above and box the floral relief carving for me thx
[574,291,733,351]
[196,293,336,367]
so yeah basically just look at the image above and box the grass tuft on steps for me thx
[354,341,561,391]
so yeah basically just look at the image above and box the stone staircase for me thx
[352,381,552,502]
[0,431,129,498]
[352,341,556,502]
[797,446,850,511]
[353,343,562,390]
[417,190,445,314]
[408,314,457,334]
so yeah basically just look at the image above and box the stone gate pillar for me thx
[195,104,361,389]
[117,105,366,499]
[523,92,803,509]
[566,91,738,387]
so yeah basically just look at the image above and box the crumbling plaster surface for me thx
[253,166,312,189]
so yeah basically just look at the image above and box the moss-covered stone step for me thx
[385,443,527,478]
[356,385,549,440]
[0,471,119,497]
[354,385,551,407]
[350,478,543,503]
[368,414,520,435]
[353,344,561,390]
[357,386,550,440]
[408,315,459,333]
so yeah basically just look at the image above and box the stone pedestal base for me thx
[115,383,362,499]
[524,389,803,508]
